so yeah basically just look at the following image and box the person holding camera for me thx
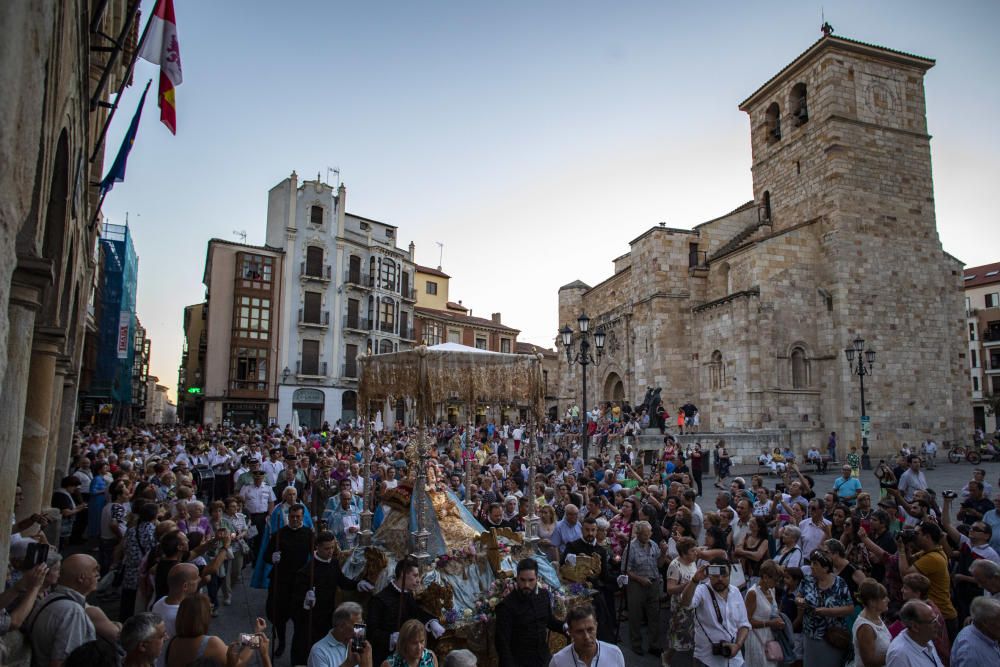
[308,602,372,667]
[680,558,751,667]
[896,521,958,639]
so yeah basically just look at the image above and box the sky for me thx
[104,1,1000,402]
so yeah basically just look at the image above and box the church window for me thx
[310,205,323,225]
[761,191,772,223]
[765,103,781,143]
[709,350,724,390]
[791,346,810,389]
[378,339,393,355]
[790,83,808,126]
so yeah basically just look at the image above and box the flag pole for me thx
[89,0,162,163]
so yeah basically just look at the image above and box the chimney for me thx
[491,312,501,324]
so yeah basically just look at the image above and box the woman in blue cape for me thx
[250,486,313,589]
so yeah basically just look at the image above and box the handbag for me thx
[824,623,851,651]
[765,639,785,661]
[729,562,747,589]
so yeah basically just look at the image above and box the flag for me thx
[99,80,151,195]
[138,0,182,134]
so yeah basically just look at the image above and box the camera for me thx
[352,623,367,652]
[239,633,261,648]
[25,542,50,568]
[942,490,957,499]
[712,642,734,658]
[875,461,898,489]
[707,565,729,577]
[898,528,918,545]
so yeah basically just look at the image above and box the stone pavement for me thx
[97,457,995,667]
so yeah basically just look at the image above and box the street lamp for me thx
[844,336,876,470]
[559,312,606,460]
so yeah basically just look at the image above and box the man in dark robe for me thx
[367,558,443,666]
[562,516,619,642]
[495,558,567,667]
[263,503,313,657]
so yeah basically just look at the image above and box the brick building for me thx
[556,33,970,456]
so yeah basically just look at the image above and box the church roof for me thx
[559,279,591,291]
[740,34,935,111]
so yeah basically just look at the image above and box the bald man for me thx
[25,554,99,667]
[151,562,201,638]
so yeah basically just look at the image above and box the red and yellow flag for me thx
[139,0,182,134]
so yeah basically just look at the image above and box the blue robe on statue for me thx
[250,502,314,589]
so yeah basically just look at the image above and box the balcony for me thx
[984,329,1000,347]
[378,321,396,334]
[229,379,269,397]
[298,309,330,329]
[296,361,328,377]
[341,363,358,379]
[399,326,416,341]
[401,288,417,302]
[343,315,371,333]
[343,271,374,291]
[300,263,332,282]
[688,250,708,270]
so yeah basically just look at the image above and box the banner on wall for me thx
[117,312,131,359]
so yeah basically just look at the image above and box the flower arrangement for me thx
[434,544,481,572]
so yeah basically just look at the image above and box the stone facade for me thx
[556,34,971,457]
[0,1,136,576]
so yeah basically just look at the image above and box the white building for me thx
[266,172,418,429]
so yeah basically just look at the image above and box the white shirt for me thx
[151,596,179,638]
[687,583,751,667]
[240,483,276,513]
[262,459,284,487]
[885,629,945,667]
[549,641,625,667]
[898,469,928,501]
[798,516,832,561]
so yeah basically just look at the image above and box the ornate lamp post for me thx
[559,312,606,461]
[844,336,877,470]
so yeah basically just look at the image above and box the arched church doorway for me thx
[603,372,625,402]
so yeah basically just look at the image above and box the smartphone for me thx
[25,542,49,567]
[707,565,728,577]
[239,633,261,648]
[352,623,367,652]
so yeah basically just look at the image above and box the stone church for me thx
[556,33,970,456]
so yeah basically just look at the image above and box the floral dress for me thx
[388,649,435,667]
[609,515,632,559]
[122,520,157,590]
[666,558,697,651]
[797,574,853,639]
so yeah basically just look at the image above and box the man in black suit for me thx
[262,503,313,657]
[562,517,618,642]
[494,558,567,667]
[367,558,444,666]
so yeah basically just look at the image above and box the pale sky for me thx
[103,1,1000,402]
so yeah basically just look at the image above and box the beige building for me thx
[177,302,207,423]
[964,262,1000,433]
[201,240,285,426]
[0,1,137,579]
[557,33,970,457]
[415,265,451,311]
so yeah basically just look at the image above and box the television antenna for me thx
[326,167,340,188]
[233,229,247,244]
[436,241,444,270]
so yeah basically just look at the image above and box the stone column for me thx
[0,258,50,576]
[18,332,61,519]
[53,375,79,485]
[40,358,69,504]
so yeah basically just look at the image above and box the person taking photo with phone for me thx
[680,557,751,667]
[308,601,371,667]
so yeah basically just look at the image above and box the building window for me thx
[966,296,972,313]
[709,350,724,390]
[971,350,978,368]
[380,258,396,291]
[765,103,781,143]
[303,291,322,323]
[790,346,809,389]
[301,340,320,375]
[447,329,461,344]
[344,344,358,377]
[305,246,324,277]
[231,346,268,391]
[790,82,808,126]
[348,255,361,284]
[234,296,271,340]
[970,323,977,341]
[475,337,487,350]
[424,321,443,345]
[239,254,273,288]
[379,298,395,333]
[426,281,438,295]
[500,338,511,353]
[987,293,999,308]
[378,339,393,354]
[973,376,980,392]
[310,205,323,225]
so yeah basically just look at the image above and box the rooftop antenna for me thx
[435,241,444,270]
[326,167,340,188]
[821,8,834,36]
[233,229,247,244]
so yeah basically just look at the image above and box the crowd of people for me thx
[2,412,1000,667]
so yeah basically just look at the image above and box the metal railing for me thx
[301,262,332,280]
[296,361,327,376]
[298,309,330,326]
[689,250,708,269]
[341,363,358,378]
[401,288,417,300]
[399,326,416,340]
[343,315,371,331]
